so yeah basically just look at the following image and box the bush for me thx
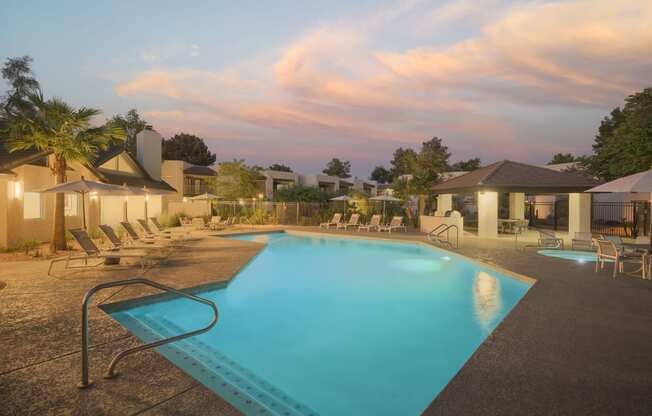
[159,212,186,227]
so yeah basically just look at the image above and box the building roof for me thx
[98,170,176,192]
[183,165,217,176]
[431,160,601,194]
[0,139,51,171]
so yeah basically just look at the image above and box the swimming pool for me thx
[107,231,532,415]
[537,249,598,263]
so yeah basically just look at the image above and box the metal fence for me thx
[526,200,569,231]
[211,200,411,226]
[591,201,650,238]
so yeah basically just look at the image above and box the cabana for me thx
[430,160,600,238]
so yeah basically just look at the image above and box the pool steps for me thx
[129,315,318,416]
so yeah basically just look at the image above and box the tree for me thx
[1,56,40,116]
[268,163,293,172]
[162,133,216,166]
[211,160,259,200]
[584,88,652,180]
[450,157,481,171]
[391,137,450,216]
[389,147,418,180]
[111,109,147,157]
[3,92,126,251]
[322,158,351,178]
[548,153,577,165]
[273,185,330,202]
[370,165,392,183]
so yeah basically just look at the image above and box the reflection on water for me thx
[390,258,444,273]
[473,271,502,330]
[251,235,269,244]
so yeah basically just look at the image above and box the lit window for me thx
[65,194,79,216]
[23,192,42,219]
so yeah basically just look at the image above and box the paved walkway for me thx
[1,226,651,415]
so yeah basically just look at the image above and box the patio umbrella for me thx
[330,195,355,212]
[38,177,122,229]
[190,193,222,216]
[369,195,402,220]
[102,184,146,222]
[586,169,652,243]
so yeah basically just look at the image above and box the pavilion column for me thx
[477,191,498,238]
[436,194,453,214]
[568,193,591,237]
[508,192,525,219]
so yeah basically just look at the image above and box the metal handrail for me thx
[78,278,218,388]
[428,224,459,249]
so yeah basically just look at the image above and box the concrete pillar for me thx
[437,194,453,214]
[508,192,525,219]
[478,191,498,238]
[568,193,591,237]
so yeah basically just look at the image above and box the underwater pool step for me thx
[135,316,318,416]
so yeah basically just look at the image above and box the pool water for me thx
[108,232,531,415]
[537,249,598,263]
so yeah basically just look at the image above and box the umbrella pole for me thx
[81,191,87,230]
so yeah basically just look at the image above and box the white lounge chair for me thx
[320,213,342,229]
[359,215,381,232]
[337,214,360,230]
[379,216,406,234]
[537,230,564,249]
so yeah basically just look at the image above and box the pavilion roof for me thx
[431,160,601,194]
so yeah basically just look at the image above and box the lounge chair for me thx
[320,213,342,229]
[359,215,381,232]
[571,232,594,251]
[122,221,169,246]
[99,224,170,253]
[209,216,223,230]
[179,216,193,227]
[337,214,360,230]
[192,217,209,229]
[137,219,171,239]
[149,217,192,239]
[595,238,645,279]
[379,216,407,234]
[537,230,564,249]
[48,229,161,275]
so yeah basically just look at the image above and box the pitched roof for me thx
[431,160,601,193]
[183,165,217,176]
[98,170,176,192]
[0,139,51,170]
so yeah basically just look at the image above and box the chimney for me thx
[136,126,162,181]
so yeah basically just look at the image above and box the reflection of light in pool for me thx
[537,250,598,263]
[441,256,451,261]
[252,235,269,244]
[473,271,502,330]
[390,258,444,272]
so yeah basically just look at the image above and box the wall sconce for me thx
[9,181,22,199]
[89,191,98,200]
[258,193,264,199]
[145,194,150,202]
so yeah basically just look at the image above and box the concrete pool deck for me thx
[1,226,651,415]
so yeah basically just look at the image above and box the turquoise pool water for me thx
[108,232,531,415]
[537,249,598,263]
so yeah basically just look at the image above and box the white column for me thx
[436,194,453,214]
[478,191,498,238]
[508,192,525,219]
[568,193,591,237]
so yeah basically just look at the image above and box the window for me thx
[64,194,79,216]
[23,192,42,219]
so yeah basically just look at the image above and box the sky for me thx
[1,0,651,177]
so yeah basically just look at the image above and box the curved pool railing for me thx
[78,278,218,388]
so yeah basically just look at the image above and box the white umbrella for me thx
[585,169,652,193]
[330,195,354,212]
[189,193,222,216]
[586,169,652,243]
[39,177,123,229]
[369,194,402,220]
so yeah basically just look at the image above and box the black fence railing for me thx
[526,200,569,231]
[591,201,650,238]
[211,200,411,226]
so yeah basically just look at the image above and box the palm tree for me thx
[3,92,126,252]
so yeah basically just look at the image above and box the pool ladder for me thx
[78,278,218,388]
[427,224,459,249]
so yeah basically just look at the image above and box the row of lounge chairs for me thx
[319,214,407,233]
[48,218,190,276]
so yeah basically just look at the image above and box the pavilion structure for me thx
[431,160,601,238]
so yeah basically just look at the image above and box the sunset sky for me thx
[2,0,651,177]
